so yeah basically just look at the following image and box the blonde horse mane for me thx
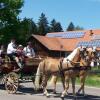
[63,47,79,63]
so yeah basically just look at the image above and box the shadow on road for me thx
[64,93,100,100]
[0,84,5,90]
[0,84,100,100]
[18,87,40,95]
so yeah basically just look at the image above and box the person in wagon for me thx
[23,41,35,58]
[16,45,25,66]
[16,45,24,59]
[7,38,23,69]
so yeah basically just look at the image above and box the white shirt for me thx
[7,42,16,54]
[23,46,35,58]
[0,50,3,55]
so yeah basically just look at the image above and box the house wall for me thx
[28,36,66,58]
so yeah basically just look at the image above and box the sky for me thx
[19,0,100,31]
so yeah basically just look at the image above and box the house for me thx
[28,29,100,57]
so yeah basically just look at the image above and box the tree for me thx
[31,20,38,35]
[0,0,24,44]
[0,0,24,26]
[67,22,75,31]
[37,13,49,35]
[75,25,84,30]
[50,19,63,32]
[18,18,38,44]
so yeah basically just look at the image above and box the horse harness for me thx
[58,58,91,77]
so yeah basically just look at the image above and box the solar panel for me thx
[77,40,100,48]
[92,35,100,40]
[46,32,85,38]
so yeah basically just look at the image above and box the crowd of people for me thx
[0,38,36,70]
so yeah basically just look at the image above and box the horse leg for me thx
[61,75,69,98]
[42,75,50,97]
[77,73,86,96]
[71,77,77,100]
[50,75,58,94]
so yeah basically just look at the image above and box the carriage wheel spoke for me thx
[5,72,19,94]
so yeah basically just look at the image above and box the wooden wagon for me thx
[0,55,43,94]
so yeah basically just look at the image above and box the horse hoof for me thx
[61,94,64,98]
[61,95,64,100]
[46,94,50,98]
[43,93,46,96]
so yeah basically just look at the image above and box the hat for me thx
[18,45,23,48]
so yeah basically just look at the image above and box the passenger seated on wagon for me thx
[7,38,23,69]
[23,41,35,58]
[16,45,25,62]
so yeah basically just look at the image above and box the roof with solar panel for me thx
[77,40,100,48]
[46,31,85,39]
[30,29,100,51]
[77,31,100,48]
[45,29,100,51]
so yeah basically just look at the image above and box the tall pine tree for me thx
[50,19,63,32]
[67,22,75,31]
[75,25,84,30]
[37,13,49,35]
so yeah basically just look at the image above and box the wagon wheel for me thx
[5,72,19,94]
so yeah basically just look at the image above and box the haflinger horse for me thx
[34,47,96,98]
[48,47,97,98]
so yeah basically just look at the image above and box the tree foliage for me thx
[18,18,38,44]
[0,0,24,44]
[50,19,63,32]
[37,13,49,35]
[0,1,84,46]
[75,25,84,30]
[67,22,75,31]
[67,22,84,31]
[0,0,24,26]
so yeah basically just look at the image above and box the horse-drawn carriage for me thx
[0,46,97,99]
[0,55,43,94]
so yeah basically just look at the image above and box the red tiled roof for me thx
[32,29,100,51]
[32,35,67,51]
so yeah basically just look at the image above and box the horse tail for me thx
[35,61,42,89]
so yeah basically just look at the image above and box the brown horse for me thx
[50,47,97,98]
[34,47,82,97]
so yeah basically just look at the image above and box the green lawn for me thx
[76,74,100,88]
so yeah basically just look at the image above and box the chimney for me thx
[90,30,94,36]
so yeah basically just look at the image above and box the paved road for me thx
[0,82,100,100]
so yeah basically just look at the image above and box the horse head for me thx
[79,47,97,67]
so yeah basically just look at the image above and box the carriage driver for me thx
[23,41,35,58]
[7,38,23,69]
